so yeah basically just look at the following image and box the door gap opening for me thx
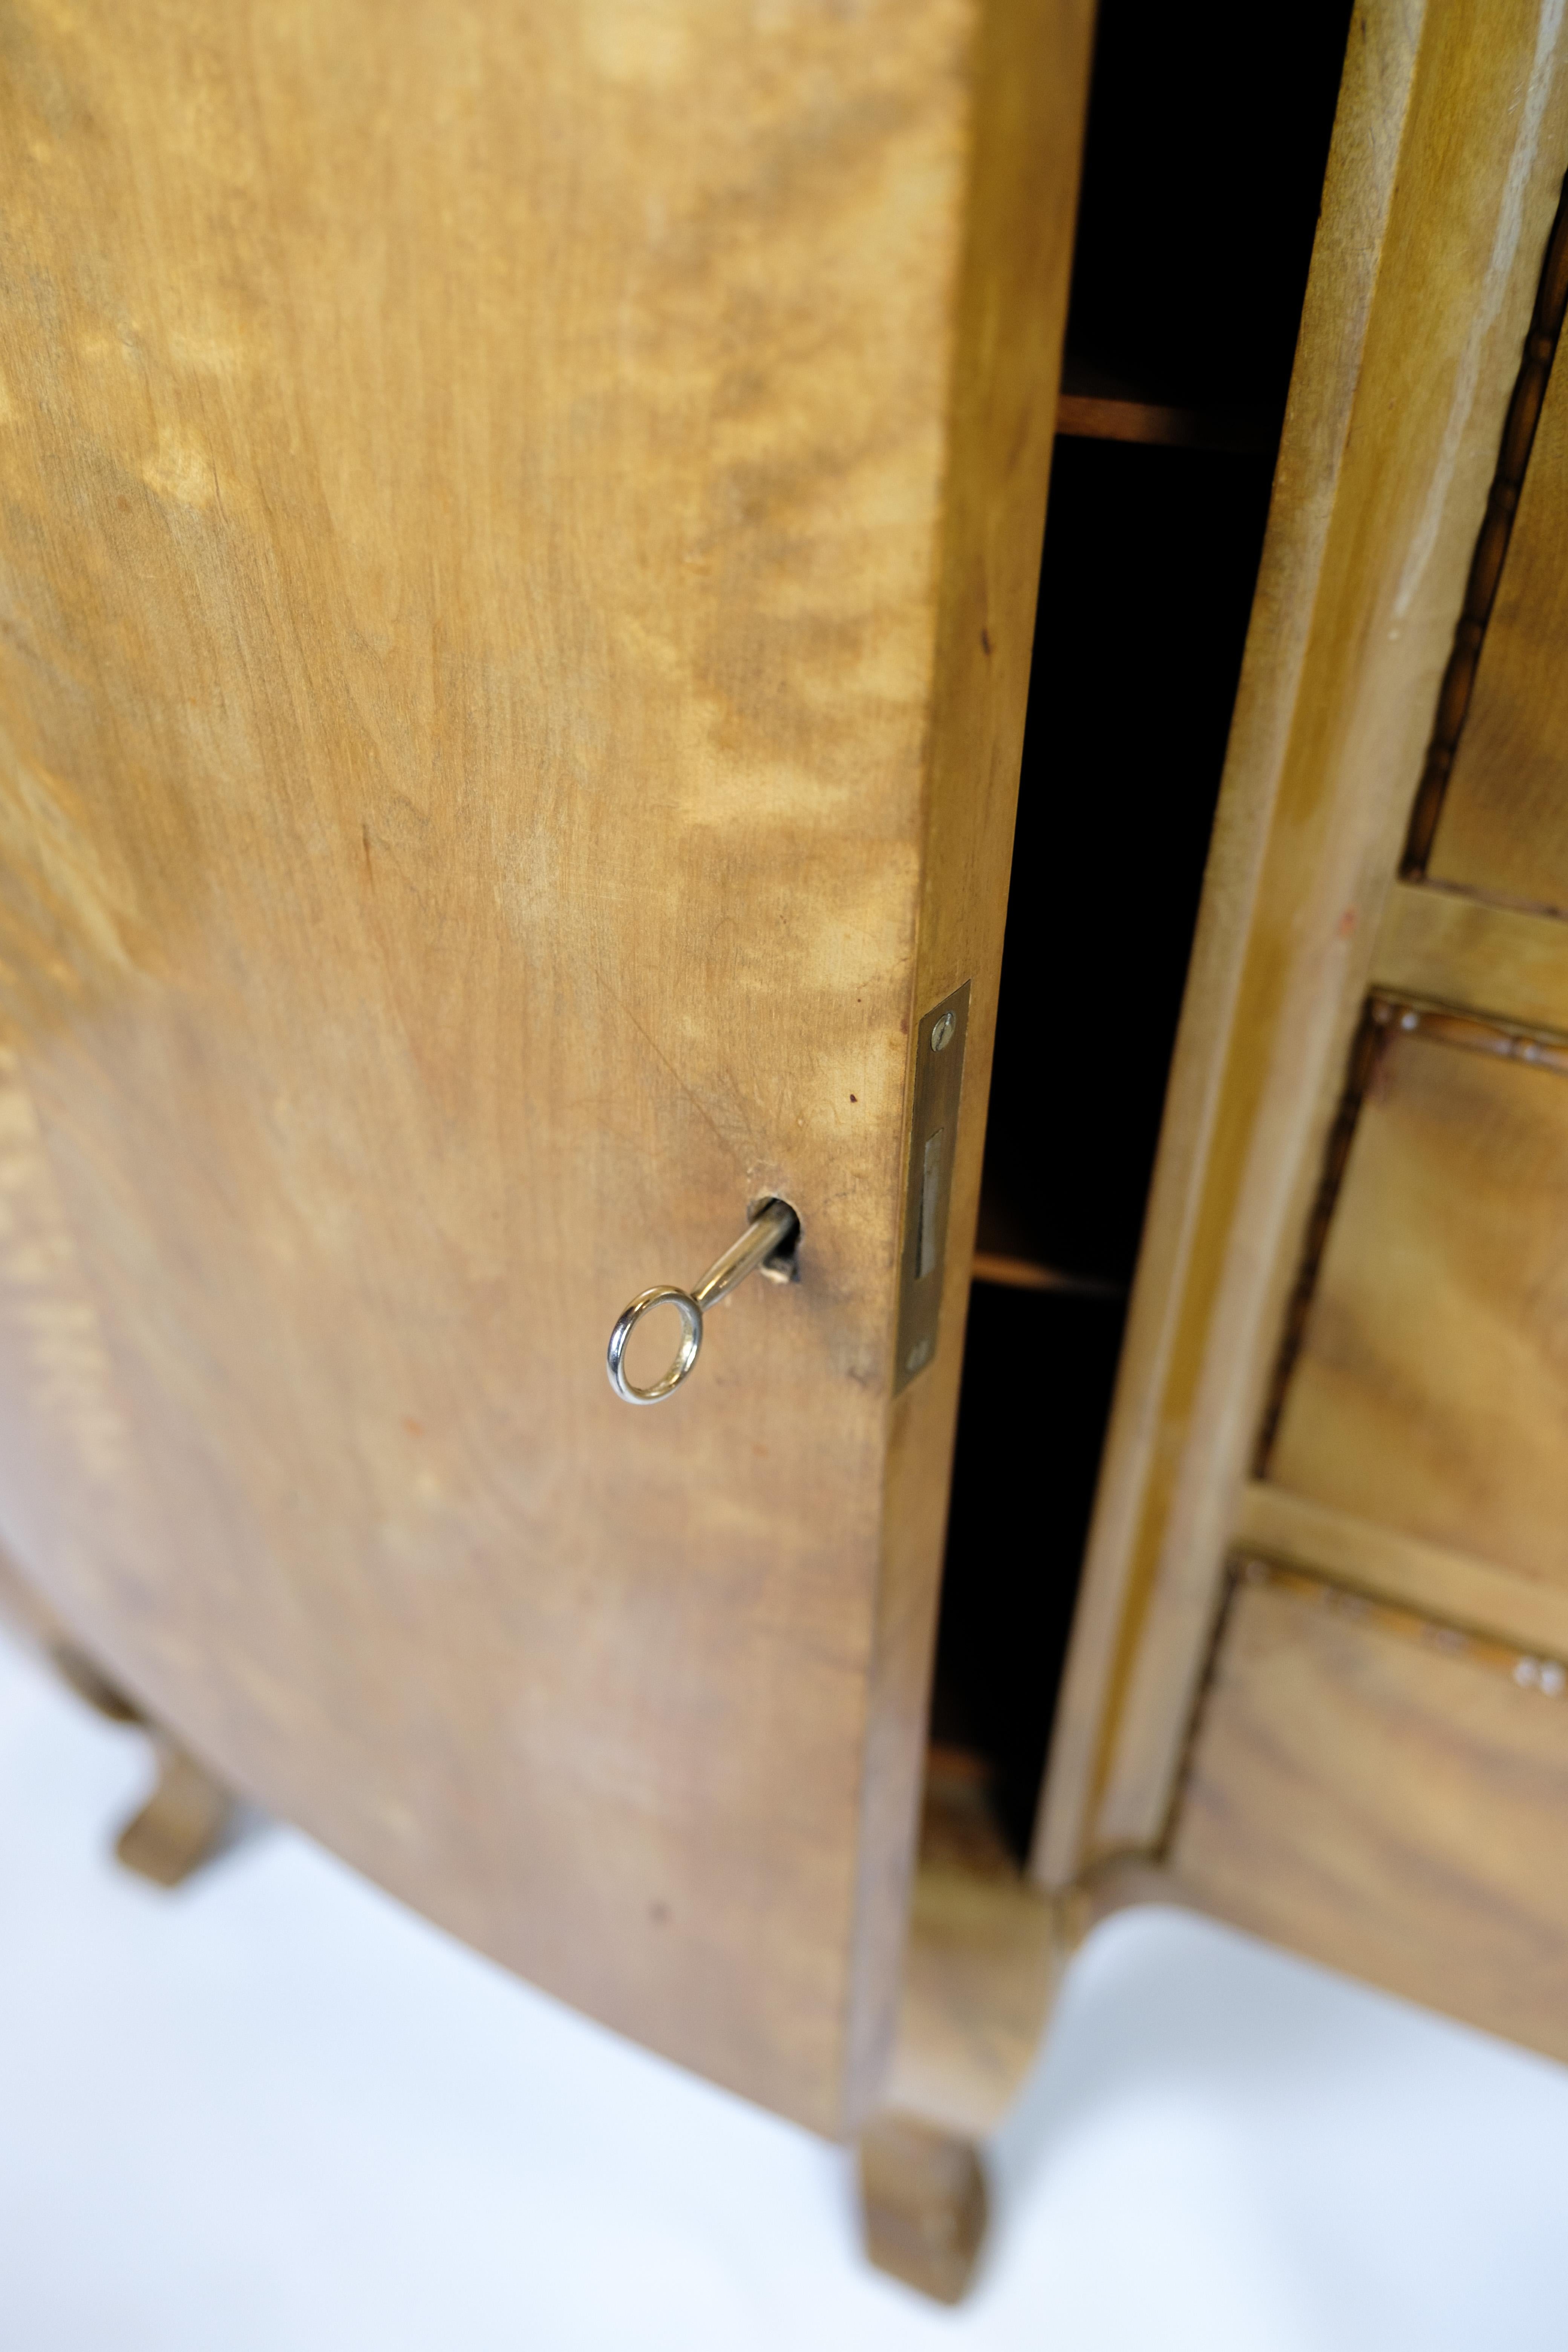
[923,0,1355,1867]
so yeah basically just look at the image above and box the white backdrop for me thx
[2,1623,1563,2350]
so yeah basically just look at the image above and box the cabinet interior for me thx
[926,0,1355,1862]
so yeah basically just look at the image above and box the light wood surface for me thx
[833,0,1093,2125]
[0,1538,236,1883]
[1372,877,1568,1031]
[0,1534,70,1667]
[0,0,1092,2134]
[115,1739,236,1888]
[1268,1017,1568,1590]
[882,1750,1057,2141]
[858,2113,988,2306]
[1233,1479,1568,1663]
[1428,247,1568,911]
[1035,0,1568,1887]
[1171,1565,1568,2063]
[1400,172,1568,874]
[0,1536,145,1724]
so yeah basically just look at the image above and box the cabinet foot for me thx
[0,1573,239,1888]
[48,1638,237,1884]
[858,2113,988,2305]
[114,1737,236,1887]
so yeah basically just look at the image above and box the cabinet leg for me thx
[113,1736,236,1887]
[0,1589,239,1888]
[858,2112,988,2305]
[47,1638,237,1885]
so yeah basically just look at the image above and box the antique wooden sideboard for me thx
[4,0,1568,2306]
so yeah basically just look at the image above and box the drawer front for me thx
[1266,1006,1568,1592]
[1426,242,1568,913]
[1171,1563,1568,2060]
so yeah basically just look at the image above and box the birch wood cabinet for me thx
[5,0,1568,2308]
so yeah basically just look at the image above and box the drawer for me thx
[1425,253,1568,914]
[1170,1562,1568,2061]
[1266,1003,1568,1592]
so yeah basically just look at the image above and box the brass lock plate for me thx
[894,979,970,1394]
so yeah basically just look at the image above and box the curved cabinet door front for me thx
[0,0,1090,2133]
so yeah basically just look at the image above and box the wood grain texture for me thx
[1268,1018,1568,1592]
[881,1750,1057,2139]
[1373,876,1568,1030]
[0,0,1091,2133]
[1171,1567,1568,2064]
[842,0,1093,2122]
[1402,178,1568,873]
[859,2114,988,2305]
[1428,245,1568,910]
[0,1540,144,1723]
[1233,1478,1568,1663]
[0,1533,236,1886]
[1035,0,1568,1886]
[114,1738,236,1888]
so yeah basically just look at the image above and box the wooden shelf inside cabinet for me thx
[970,1253,1124,1298]
[1055,390,1279,455]
[1054,352,1280,455]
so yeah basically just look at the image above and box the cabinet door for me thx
[0,0,1091,2134]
